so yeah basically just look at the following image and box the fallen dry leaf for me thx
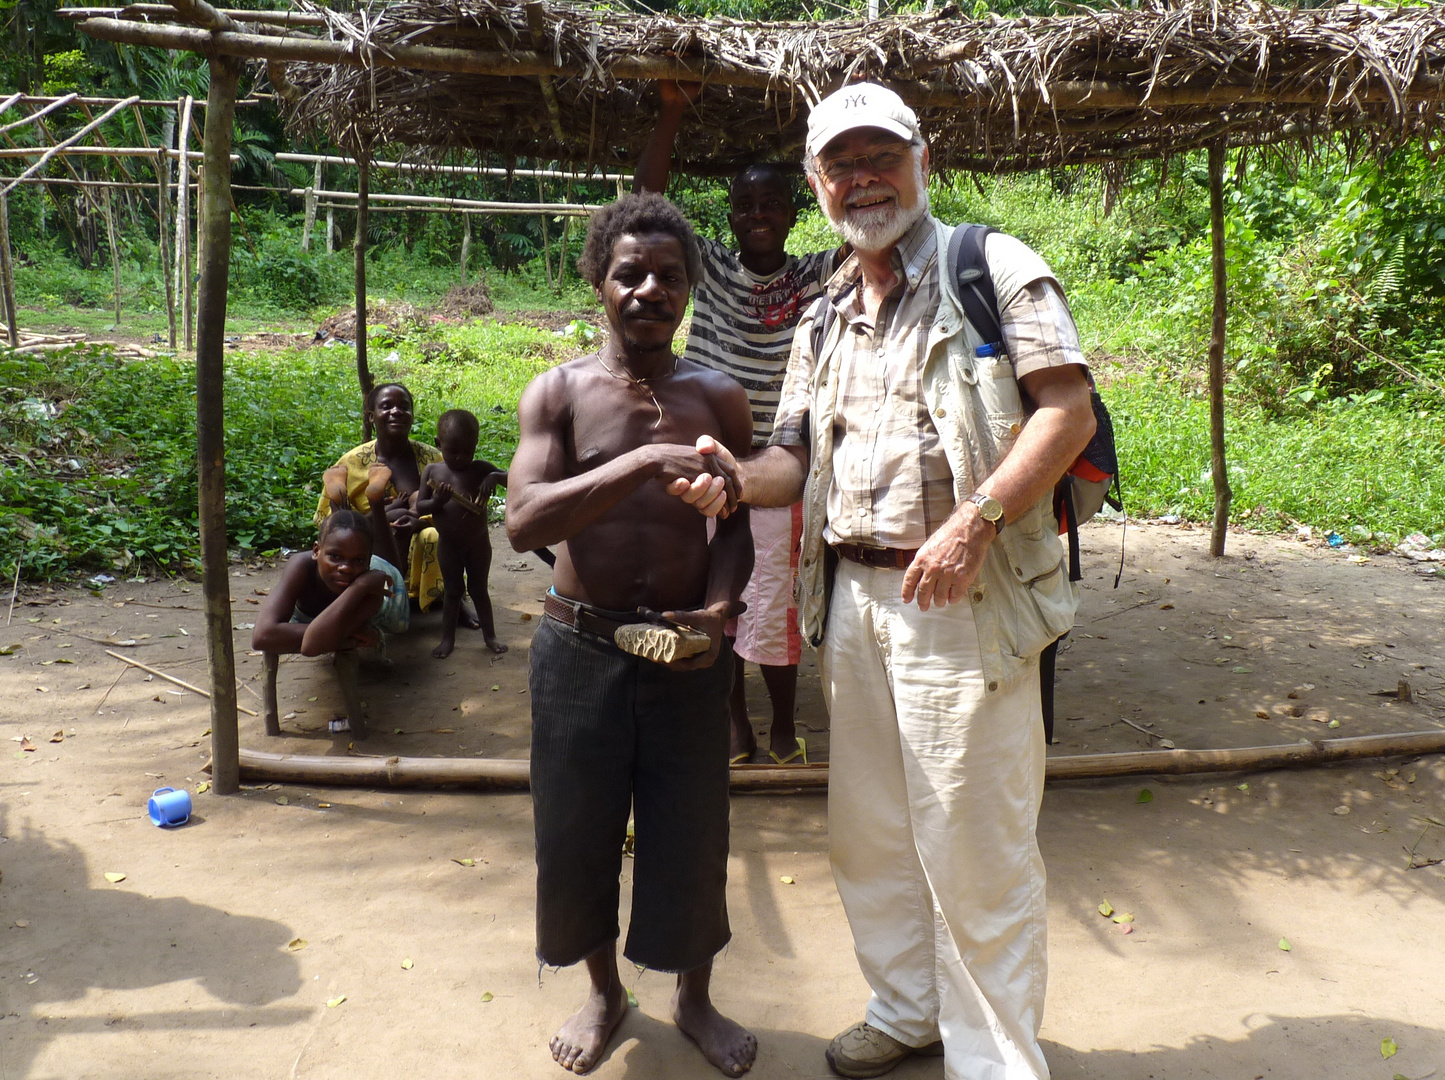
[20,737,36,752]
[1112,913,1135,924]
[14,919,29,928]
[1278,938,1291,951]
[401,958,414,970]
[196,781,210,794]
[1098,901,1114,917]
[326,996,346,1008]
[1381,1037,1397,1059]
[287,938,307,952]
[103,872,126,883]
[1333,805,1351,816]
[452,858,476,868]
[275,796,289,806]
[49,731,64,744]
[780,876,795,885]
[480,991,494,1003]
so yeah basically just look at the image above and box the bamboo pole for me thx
[0,96,139,198]
[0,146,221,159]
[195,57,242,795]
[0,92,266,108]
[354,159,373,439]
[0,196,17,347]
[234,730,1445,793]
[292,188,596,214]
[156,149,177,350]
[174,95,193,350]
[103,187,122,327]
[1206,141,1231,557]
[275,152,631,182]
[325,204,334,254]
[0,94,79,137]
[71,18,1445,110]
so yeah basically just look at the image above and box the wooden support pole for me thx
[301,160,319,251]
[1206,141,1231,557]
[325,203,334,254]
[156,149,176,350]
[538,178,551,288]
[0,93,78,138]
[195,57,242,795]
[460,212,470,285]
[103,187,122,327]
[174,95,194,350]
[275,152,632,183]
[354,159,373,439]
[0,196,17,347]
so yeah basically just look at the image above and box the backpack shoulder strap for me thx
[945,223,1004,348]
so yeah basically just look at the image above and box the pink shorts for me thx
[728,503,803,668]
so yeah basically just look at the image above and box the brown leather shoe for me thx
[825,1021,945,1078]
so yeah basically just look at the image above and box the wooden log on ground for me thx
[196,57,243,794]
[233,730,1445,793]
[1206,141,1231,557]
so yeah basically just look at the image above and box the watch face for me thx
[973,494,1003,520]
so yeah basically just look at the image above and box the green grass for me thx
[1106,372,1445,545]
[0,321,586,580]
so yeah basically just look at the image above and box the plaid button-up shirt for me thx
[769,214,1086,549]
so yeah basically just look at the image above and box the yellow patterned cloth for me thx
[314,439,445,612]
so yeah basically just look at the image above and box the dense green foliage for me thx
[0,327,578,579]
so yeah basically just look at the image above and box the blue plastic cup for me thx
[147,787,191,827]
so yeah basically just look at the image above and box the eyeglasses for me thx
[816,147,911,184]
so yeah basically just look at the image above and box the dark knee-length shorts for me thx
[529,613,733,973]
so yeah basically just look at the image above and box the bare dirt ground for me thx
[3,522,1443,1080]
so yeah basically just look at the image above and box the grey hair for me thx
[802,134,927,182]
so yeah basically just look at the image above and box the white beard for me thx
[825,159,929,253]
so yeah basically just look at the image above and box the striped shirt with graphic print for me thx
[684,235,836,447]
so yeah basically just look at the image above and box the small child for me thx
[414,409,508,658]
[252,508,409,735]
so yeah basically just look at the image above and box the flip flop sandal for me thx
[768,737,807,766]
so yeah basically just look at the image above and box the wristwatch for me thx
[966,492,1005,533]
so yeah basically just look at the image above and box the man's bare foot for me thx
[550,982,627,1074]
[484,635,509,654]
[323,465,350,506]
[432,636,455,659]
[364,464,392,505]
[673,988,756,1076]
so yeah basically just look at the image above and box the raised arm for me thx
[633,81,702,194]
[505,367,734,552]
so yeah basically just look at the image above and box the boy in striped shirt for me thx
[636,80,840,765]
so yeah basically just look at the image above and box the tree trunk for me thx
[196,59,243,795]
[1206,142,1231,557]
[354,159,373,439]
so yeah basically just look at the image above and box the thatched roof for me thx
[76,1,1445,174]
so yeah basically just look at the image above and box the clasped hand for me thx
[664,435,738,518]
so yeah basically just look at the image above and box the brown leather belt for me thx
[832,543,919,570]
[543,591,635,643]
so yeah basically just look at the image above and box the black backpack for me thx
[811,224,1124,743]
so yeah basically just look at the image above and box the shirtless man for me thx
[506,192,757,1077]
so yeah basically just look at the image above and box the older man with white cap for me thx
[669,82,1097,1079]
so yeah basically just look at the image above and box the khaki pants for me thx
[820,558,1050,1080]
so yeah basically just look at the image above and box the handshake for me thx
[662,435,741,518]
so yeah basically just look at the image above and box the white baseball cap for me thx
[806,82,920,159]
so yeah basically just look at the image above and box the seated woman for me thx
[316,381,453,616]
[252,504,408,738]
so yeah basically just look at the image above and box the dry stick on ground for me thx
[104,649,259,716]
[5,546,21,625]
[95,663,129,713]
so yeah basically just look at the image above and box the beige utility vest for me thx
[795,218,1078,693]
